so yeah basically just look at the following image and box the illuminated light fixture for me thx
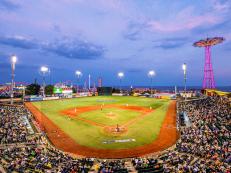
[75,70,82,77]
[148,70,155,77]
[40,66,49,73]
[182,63,187,74]
[11,55,17,63]
[118,72,124,78]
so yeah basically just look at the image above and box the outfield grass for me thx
[32,96,170,149]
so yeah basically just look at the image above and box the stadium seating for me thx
[0,95,230,172]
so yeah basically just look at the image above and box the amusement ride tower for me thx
[193,37,224,89]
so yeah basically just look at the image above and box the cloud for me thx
[0,0,20,10]
[0,35,105,60]
[123,30,140,41]
[212,0,231,12]
[44,38,105,59]
[0,36,38,49]
[123,22,147,41]
[148,15,220,33]
[148,6,221,33]
[153,37,188,49]
[192,19,231,34]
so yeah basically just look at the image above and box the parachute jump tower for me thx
[193,37,224,89]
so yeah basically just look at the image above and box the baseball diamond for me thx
[25,96,178,158]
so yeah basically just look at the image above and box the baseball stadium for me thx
[0,1,231,173]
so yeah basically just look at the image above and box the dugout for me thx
[97,87,112,96]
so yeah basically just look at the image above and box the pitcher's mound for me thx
[104,126,128,136]
[106,111,117,117]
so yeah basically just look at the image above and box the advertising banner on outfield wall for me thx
[24,96,43,102]
[43,97,59,101]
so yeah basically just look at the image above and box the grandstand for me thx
[0,94,230,172]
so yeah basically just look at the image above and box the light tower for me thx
[193,37,224,89]
[182,63,187,101]
[148,70,156,95]
[75,70,82,94]
[10,55,17,105]
[118,72,124,93]
[40,66,49,97]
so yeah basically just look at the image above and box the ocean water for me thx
[113,86,231,92]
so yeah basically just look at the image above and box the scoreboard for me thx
[97,87,112,96]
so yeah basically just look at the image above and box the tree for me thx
[72,87,77,93]
[26,83,40,95]
[45,85,54,96]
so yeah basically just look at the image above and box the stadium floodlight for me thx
[40,66,49,73]
[118,72,124,78]
[40,66,49,97]
[118,72,124,93]
[148,70,156,96]
[182,63,187,75]
[148,70,155,77]
[11,55,17,64]
[182,63,187,101]
[75,70,82,93]
[75,70,82,77]
[10,55,17,104]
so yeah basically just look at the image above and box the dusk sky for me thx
[0,0,230,86]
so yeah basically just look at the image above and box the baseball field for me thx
[26,96,178,158]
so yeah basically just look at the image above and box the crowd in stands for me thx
[1,144,94,172]
[132,96,230,172]
[0,95,230,172]
[175,96,230,172]
[0,105,31,144]
[97,160,128,173]
[132,158,164,172]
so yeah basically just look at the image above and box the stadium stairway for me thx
[125,161,137,173]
